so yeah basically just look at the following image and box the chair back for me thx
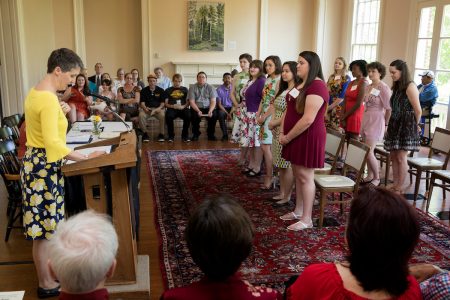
[2,114,22,140]
[325,128,345,170]
[0,127,14,141]
[0,140,22,201]
[430,127,450,154]
[343,139,371,189]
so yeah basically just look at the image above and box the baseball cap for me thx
[419,70,435,78]
[147,73,157,80]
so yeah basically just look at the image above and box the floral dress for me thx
[231,71,250,143]
[325,74,350,130]
[272,90,290,168]
[259,76,280,143]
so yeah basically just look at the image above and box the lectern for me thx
[62,131,138,285]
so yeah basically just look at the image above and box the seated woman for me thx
[98,73,112,94]
[161,196,281,300]
[62,74,93,123]
[117,73,140,123]
[131,68,145,90]
[286,186,421,299]
[92,78,117,121]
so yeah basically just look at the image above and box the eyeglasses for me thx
[126,77,133,80]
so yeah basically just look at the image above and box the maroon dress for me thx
[281,80,328,168]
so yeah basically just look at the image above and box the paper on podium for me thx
[99,132,121,139]
[0,291,25,300]
[66,133,92,144]
[65,146,112,164]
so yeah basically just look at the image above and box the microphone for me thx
[86,91,132,133]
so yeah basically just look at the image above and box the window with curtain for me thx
[350,0,381,62]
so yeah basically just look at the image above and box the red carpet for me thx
[146,149,450,291]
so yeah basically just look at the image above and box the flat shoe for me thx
[241,168,252,174]
[37,286,60,299]
[360,178,373,185]
[272,201,290,208]
[287,220,313,231]
[247,170,261,177]
[280,212,301,221]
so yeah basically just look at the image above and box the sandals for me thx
[247,170,261,177]
[280,212,301,221]
[241,167,252,174]
[360,177,373,185]
[287,220,314,231]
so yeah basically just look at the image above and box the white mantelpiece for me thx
[172,62,237,88]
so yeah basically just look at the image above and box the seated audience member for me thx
[92,79,117,121]
[420,270,450,299]
[155,67,172,90]
[286,186,421,299]
[112,68,125,95]
[188,72,218,141]
[164,74,191,142]
[98,73,113,95]
[80,68,97,94]
[131,68,145,90]
[61,74,93,124]
[215,72,233,141]
[139,73,166,142]
[88,62,103,91]
[117,73,141,123]
[47,210,118,299]
[418,70,438,113]
[161,196,281,300]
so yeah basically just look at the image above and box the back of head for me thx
[48,210,119,293]
[186,196,254,281]
[47,48,84,74]
[347,187,420,296]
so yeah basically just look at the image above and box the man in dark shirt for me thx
[164,74,191,142]
[139,73,166,142]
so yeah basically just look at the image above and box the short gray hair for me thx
[48,210,119,293]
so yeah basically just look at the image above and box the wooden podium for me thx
[62,131,138,285]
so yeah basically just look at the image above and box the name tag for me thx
[176,100,181,105]
[350,85,357,91]
[289,88,300,98]
[370,88,380,96]
[334,75,341,80]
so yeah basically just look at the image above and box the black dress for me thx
[384,85,420,151]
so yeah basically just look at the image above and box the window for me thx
[414,2,450,132]
[350,0,381,62]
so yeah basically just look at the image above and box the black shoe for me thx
[168,137,174,143]
[157,134,165,142]
[37,286,60,299]
[191,135,199,141]
[247,170,262,177]
[221,135,229,141]
[182,137,191,143]
[142,133,150,142]
[272,201,290,208]
[208,136,217,141]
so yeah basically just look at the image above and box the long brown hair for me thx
[275,61,300,99]
[296,51,324,113]
[249,60,265,81]
[390,59,412,92]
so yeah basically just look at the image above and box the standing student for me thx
[384,60,421,194]
[20,48,105,298]
[279,51,328,231]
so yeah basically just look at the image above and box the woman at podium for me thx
[20,48,105,298]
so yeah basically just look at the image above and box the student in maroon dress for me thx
[286,187,422,299]
[341,60,368,140]
[161,197,281,300]
[279,51,328,231]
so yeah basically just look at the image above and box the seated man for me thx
[165,74,191,142]
[215,72,233,141]
[188,72,218,141]
[155,67,172,90]
[139,73,166,142]
[47,210,118,299]
[418,70,439,115]
[160,196,281,299]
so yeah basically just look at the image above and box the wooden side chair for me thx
[407,127,450,202]
[0,140,22,241]
[2,113,22,140]
[314,139,371,228]
[0,126,15,142]
[374,142,390,186]
[314,128,345,175]
[426,170,450,213]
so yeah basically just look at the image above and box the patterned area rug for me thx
[147,149,450,291]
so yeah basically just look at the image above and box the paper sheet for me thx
[0,291,25,300]
[65,146,112,164]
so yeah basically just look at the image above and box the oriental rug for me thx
[146,149,450,291]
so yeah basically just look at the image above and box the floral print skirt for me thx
[231,104,247,144]
[239,112,261,148]
[21,147,65,240]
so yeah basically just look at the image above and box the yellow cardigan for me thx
[24,88,71,163]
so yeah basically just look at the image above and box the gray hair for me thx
[48,210,119,293]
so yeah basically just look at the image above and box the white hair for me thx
[48,210,119,293]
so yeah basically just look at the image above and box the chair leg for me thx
[413,170,422,202]
[4,197,17,242]
[426,175,435,213]
[409,167,413,184]
[425,171,430,191]
[319,191,327,229]
[384,158,390,186]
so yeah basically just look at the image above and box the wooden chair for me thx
[374,142,390,186]
[426,170,450,213]
[0,126,15,142]
[407,127,450,202]
[314,138,371,228]
[2,113,22,140]
[314,128,345,175]
[0,140,22,241]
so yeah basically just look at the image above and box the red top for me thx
[286,263,422,300]
[59,288,109,300]
[67,87,90,118]
[161,275,281,300]
[343,79,366,134]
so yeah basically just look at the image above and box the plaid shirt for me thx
[420,272,450,299]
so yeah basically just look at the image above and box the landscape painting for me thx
[188,1,224,51]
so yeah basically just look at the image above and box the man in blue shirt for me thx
[418,70,439,113]
[215,73,233,141]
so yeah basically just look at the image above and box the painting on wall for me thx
[188,1,224,51]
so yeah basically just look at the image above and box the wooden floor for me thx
[0,133,449,299]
